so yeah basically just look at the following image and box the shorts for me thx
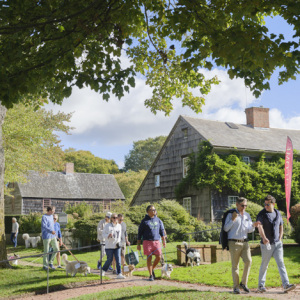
[143,240,162,256]
[121,245,126,257]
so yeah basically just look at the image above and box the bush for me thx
[64,201,93,218]
[290,203,300,228]
[293,217,300,244]
[19,212,42,234]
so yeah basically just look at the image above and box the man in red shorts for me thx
[137,205,166,281]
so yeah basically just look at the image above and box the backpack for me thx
[219,208,236,250]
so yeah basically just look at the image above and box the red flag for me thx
[285,136,293,222]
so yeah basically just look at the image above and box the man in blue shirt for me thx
[224,197,260,294]
[137,205,166,281]
[41,206,59,270]
[256,195,296,293]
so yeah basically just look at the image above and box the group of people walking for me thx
[224,195,296,294]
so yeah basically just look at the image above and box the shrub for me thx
[64,201,93,218]
[19,212,42,234]
[293,217,300,244]
[290,203,300,228]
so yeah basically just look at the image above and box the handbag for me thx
[125,246,139,266]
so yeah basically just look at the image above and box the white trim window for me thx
[242,156,250,164]
[228,196,239,207]
[183,197,191,214]
[182,157,189,178]
[154,174,160,187]
[182,128,188,139]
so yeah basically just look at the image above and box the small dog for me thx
[161,263,173,278]
[182,242,201,267]
[22,234,41,248]
[123,264,135,277]
[62,253,90,276]
[8,254,20,266]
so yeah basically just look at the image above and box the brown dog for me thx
[122,264,135,277]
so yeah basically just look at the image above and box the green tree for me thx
[64,149,119,174]
[3,103,72,187]
[114,170,147,202]
[1,0,300,266]
[124,136,166,171]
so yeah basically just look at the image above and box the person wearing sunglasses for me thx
[137,205,166,281]
[224,197,260,294]
[256,195,296,293]
[101,213,125,279]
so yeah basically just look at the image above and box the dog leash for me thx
[56,234,80,263]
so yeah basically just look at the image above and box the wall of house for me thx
[133,117,204,206]
[4,184,23,215]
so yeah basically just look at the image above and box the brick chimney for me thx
[245,106,269,128]
[64,162,74,174]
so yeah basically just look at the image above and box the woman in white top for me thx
[101,213,125,279]
[11,217,19,247]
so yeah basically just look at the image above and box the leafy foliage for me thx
[290,203,300,228]
[3,103,72,188]
[1,1,300,114]
[64,149,119,174]
[176,141,300,212]
[64,202,94,219]
[114,170,147,202]
[293,217,300,245]
[19,212,42,234]
[124,136,166,172]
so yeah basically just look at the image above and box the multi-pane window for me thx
[182,128,188,139]
[182,157,189,178]
[242,156,250,164]
[183,197,191,214]
[154,174,160,187]
[43,199,51,209]
[228,196,238,207]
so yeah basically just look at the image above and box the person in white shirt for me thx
[101,213,125,279]
[224,197,260,294]
[118,214,131,272]
[11,217,19,247]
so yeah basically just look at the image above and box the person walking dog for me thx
[137,205,166,281]
[256,195,296,293]
[11,217,19,248]
[224,197,260,294]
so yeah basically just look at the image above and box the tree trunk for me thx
[0,104,7,268]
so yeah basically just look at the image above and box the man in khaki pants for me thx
[224,197,260,294]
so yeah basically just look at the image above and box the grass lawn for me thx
[69,285,268,300]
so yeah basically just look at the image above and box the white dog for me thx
[182,242,201,267]
[161,263,173,278]
[62,253,90,277]
[8,254,20,266]
[22,234,41,248]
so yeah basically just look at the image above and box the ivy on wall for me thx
[175,141,300,211]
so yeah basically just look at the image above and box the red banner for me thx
[285,136,293,222]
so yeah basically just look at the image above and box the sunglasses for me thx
[240,204,247,208]
[53,218,57,220]
[111,217,117,219]
[264,203,272,206]
[149,209,156,211]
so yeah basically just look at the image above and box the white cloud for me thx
[270,108,300,129]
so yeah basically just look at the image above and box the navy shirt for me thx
[256,209,283,244]
[137,215,165,241]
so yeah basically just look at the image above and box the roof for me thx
[182,116,300,153]
[18,171,125,200]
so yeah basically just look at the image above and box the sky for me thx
[45,16,300,169]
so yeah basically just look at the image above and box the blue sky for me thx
[46,16,300,169]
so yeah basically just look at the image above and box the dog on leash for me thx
[161,263,173,278]
[62,253,90,276]
[8,254,20,266]
[22,234,41,248]
[122,264,135,277]
[182,242,201,267]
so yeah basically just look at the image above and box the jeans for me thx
[103,248,121,274]
[43,238,58,267]
[258,241,289,288]
[11,232,18,247]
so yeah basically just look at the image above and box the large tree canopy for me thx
[1,1,300,114]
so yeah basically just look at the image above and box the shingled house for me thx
[131,107,300,222]
[5,163,125,215]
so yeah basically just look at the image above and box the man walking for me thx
[224,197,260,294]
[256,195,296,293]
[41,206,59,271]
[137,205,166,281]
[118,214,130,272]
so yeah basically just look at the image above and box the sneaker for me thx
[149,275,154,281]
[152,270,156,279]
[113,270,117,275]
[49,264,55,270]
[284,284,296,293]
[43,266,49,271]
[108,266,113,271]
[239,282,250,293]
[233,288,241,294]
[101,271,105,276]
[116,274,125,279]
[257,286,267,293]
[57,265,63,269]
